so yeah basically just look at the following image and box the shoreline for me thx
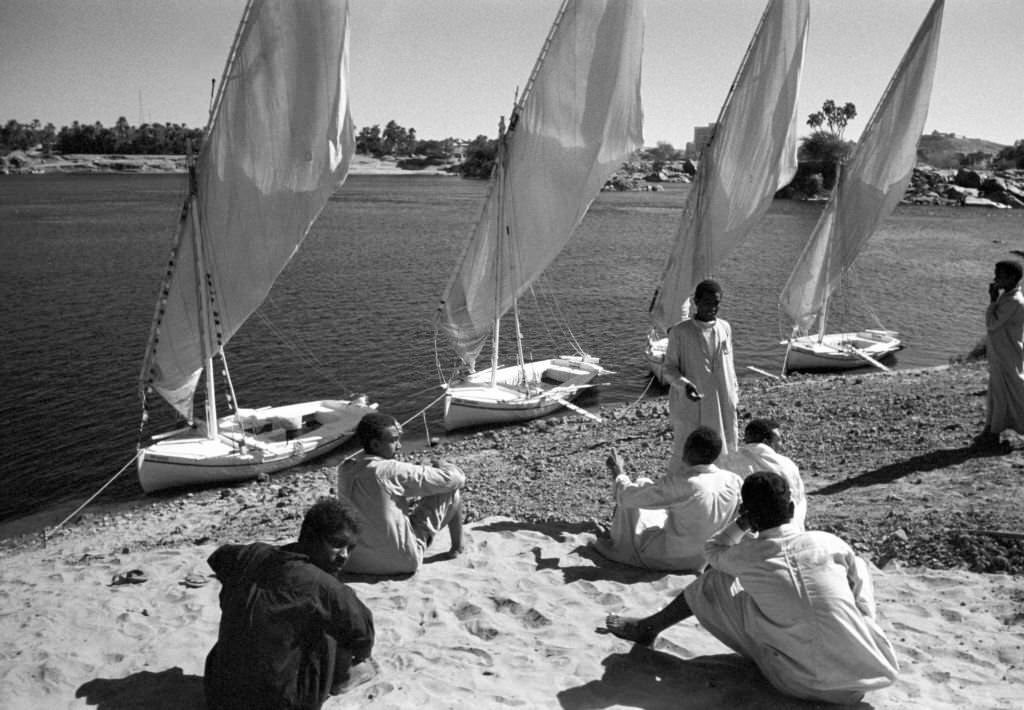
[0,152,459,177]
[4,361,1022,574]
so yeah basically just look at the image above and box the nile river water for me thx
[1,173,1021,523]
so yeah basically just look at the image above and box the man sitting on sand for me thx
[717,418,806,529]
[338,412,465,574]
[205,498,377,710]
[604,471,899,705]
[592,426,742,572]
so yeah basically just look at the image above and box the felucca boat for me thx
[646,0,808,382]
[780,0,945,374]
[137,0,375,493]
[436,0,644,430]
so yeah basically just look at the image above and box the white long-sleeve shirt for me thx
[685,523,898,704]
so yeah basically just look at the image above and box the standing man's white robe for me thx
[684,523,898,705]
[663,318,739,473]
[717,443,806,529]
[986,285,1024,435]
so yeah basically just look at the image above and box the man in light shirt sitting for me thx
[603,471,898,706]
[337,413,464,575]
[592,426,742,572]
[717,418,806,529]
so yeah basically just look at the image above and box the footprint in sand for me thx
[489,596,551,629]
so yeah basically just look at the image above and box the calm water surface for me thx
[1,173,1021,523]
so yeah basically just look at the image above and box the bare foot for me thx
[445,545,463,559]
[330,658,379,695]
[604,614,658,646]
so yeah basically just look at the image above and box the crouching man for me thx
[205,498,377,710]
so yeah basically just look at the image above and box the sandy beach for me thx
[2,362,1023,708]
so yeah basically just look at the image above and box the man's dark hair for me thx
[300,497,362,545]
[683,426,723,465]
[355,412,399,450]
[741,471,792,530]
[996,259,1023,285]
[744,418,779,444]
[694,279,723,300]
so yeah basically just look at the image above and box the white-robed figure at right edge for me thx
[604,471,898,705]
[663,279,739,473]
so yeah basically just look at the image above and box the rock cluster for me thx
[903,167,1024,208]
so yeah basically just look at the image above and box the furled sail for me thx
[439,0,644,369]
[780,0,944,334]
[140,0,354,419]
[648,0,808,332]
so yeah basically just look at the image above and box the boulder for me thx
[954,168,983,189]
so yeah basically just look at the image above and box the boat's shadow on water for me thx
[810,443,1008,496]
[76,667,205,709]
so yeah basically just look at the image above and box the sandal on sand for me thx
[181,573,209,588]
[110,569,148,586]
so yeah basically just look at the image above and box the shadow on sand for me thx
[76,667,205,710]
[811,443,1009,497]
[557,645,872,710]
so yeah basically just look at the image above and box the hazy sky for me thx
[2,0,1021,147]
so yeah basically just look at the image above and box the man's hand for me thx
[684,382,703,401]
[989,282,1001,302]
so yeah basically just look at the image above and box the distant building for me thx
[686,123,717,160]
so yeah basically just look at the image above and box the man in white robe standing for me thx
[662,279,738,474]
[604,471,898,706]
[977,259,1024,447]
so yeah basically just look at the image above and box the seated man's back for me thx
[595,426,742,572]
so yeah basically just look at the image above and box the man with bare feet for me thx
[592,426,742,572]
[338,412,465,574]
[603,471,898,705]
[205,498,377,710]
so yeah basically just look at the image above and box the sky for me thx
[1,0,1021,148]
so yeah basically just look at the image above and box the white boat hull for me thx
[645,334,668,384]
[784,330,902,372]
[443,356,607,431]
[138,399,377,493]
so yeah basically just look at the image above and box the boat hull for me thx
[138,399,377,493]
[443,356,607,431]
[784,331,902,372]
[645,334,668,384]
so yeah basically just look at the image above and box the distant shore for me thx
[0,152,458,177]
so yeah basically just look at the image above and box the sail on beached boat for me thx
[136,0,375,493]
[436,0,644,431]
[779,0,945,374]
[645,0,809,382]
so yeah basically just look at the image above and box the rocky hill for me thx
[916,131,1008,169]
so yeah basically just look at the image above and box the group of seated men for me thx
[201,412,898,709]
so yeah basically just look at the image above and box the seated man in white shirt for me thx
[337,413,465,575]
[717,418,806,529]
[592,426,742,572]
[604,471,898,706]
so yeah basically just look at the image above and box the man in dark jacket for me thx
[204,498,376,710]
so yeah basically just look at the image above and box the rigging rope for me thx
[43,451,142,545]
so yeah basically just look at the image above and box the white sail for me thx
[648,0,808,332]
[140,0,354,419]
[439,0,645,369]
[780,0,944,335]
